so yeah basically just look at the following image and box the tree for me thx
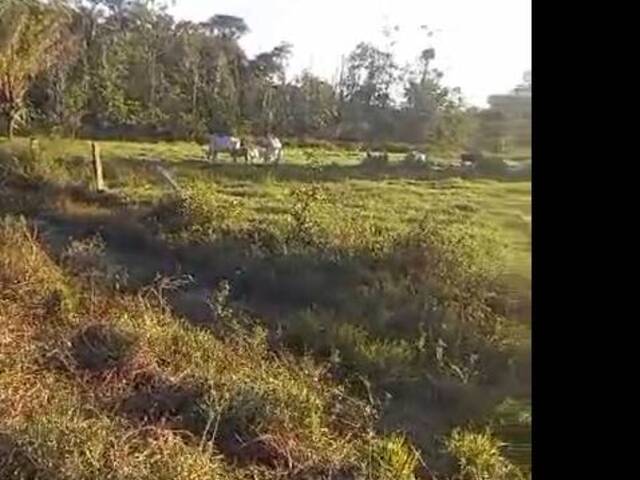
[250,42,292,84]
[247,42,292,133]
[289,71,338,134]
[202,14,249,40]
[166,20,205,136]
[0,0,76,138]
[9,5,473,149]
[395,31,472,147]
[341,42,397,109]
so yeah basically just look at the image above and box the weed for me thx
[446,428,525,480]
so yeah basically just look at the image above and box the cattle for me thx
[244,145,264,164]
[239,138,270,165]
[362,150,389,166]
[404,150,427,164]
[256,134,283,164]
[460,152,483,168]
[207,134,242,162]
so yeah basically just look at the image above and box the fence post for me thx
[91,141,105,192]
[29,137,40,162]
[153,163,181,192]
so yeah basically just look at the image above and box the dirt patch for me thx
[209,388,294,469]
[167,287,215,326]
[289,465,357,480]
[69,324,136,373]
[214,427,287,469]
[119,376,303,470]
[0,433,57,480]
[118,374,211,439]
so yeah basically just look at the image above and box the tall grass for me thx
[0,214,425,479]
[1,137,530,479]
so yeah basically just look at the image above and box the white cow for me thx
[257,134,283,164]
[460,153,482,169]
[208,134,242,162]
[404,151,427,163]
[244,146,263,164]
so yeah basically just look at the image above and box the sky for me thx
[168,0,531,107]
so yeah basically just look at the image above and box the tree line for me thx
[1,0,477,148]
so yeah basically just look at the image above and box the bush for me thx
[360,434,420,480]
[395,211,507,307]
[373,141,414,154]
[446,428,525,480]
[164,181,257,242]
[476,155,507,174]
[283,137,339,150]
[0,138,91,186]
[282,138,423,154]
[384,210,514,383]
[0,215,68,303]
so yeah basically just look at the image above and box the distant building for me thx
[488,90,531,118]
[512,85,532,97]
[487,72,531,117]
[476,73,531,151]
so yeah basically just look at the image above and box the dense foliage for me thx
[1,0,474,147]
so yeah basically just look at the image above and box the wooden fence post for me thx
[29,137,40,162]
[91,141,105,192]
[153,163,181,192]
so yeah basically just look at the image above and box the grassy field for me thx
[0,137,370,165]
[0,136,532,166]
[2,136,530,293]
[1,137,531,479]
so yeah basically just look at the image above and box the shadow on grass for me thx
[69,324,137,374]
[116,373,299,469]
[103,155,531,186]
[1,177,530,470]
[0,433,60,480]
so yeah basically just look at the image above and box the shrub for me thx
[285,312,421,382]
[375,141,414,154]
[384,211,514,381]
[446,427,525,480]
[162,181,256,242]
[0,215,68,305]
[476,155,507,174]
[360,433,420,480]
[0,138,92,186]
[284,137,338,150]
[61,234,128,290]
[286,183,328,249]
[394,210,507,309]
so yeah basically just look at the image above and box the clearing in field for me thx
[1,137,530,479]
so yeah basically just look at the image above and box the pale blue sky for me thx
[168,0,531,107]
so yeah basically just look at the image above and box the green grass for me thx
[0,135,484,166]
[155,172,531,290]
[0,215,419,479]
[1,137,531,479]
